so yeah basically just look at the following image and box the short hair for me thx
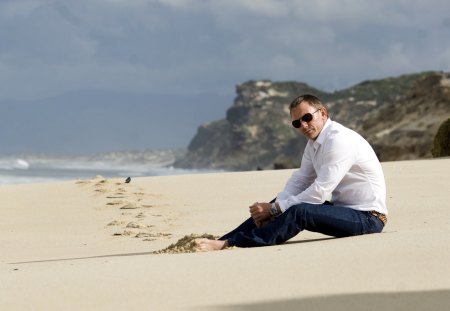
[289,94,325,113]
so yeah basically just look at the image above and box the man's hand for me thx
[249,202,271,227]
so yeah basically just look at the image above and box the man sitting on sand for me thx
[196,94,387,251]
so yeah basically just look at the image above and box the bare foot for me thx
[195,238,228,251]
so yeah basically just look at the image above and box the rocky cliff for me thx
[174,71,450,170]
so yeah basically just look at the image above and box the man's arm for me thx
[277,135,356,211]
[276,147,316,203]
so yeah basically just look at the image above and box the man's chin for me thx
[303,131,317,140]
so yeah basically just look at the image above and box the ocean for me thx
[0,152,219,185]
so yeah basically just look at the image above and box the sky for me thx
[1,0,450,102]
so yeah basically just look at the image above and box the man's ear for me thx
[320,107,328,118]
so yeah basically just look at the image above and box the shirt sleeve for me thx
[275,146,316,212]
[276,134,355,212]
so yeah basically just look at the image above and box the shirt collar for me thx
[312,118,332,147]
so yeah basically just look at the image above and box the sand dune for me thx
[1,159,450,310]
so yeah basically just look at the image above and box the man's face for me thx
[291,101,327,140]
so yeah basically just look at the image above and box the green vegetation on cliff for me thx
[432,118,450,157]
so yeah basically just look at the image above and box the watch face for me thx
[270,206,277,216]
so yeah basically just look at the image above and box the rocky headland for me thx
[174,71,450,170]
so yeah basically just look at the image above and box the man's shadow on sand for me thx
[204,289,450,311]
[9,237,340,264]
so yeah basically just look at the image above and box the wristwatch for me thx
[270,202,279,217]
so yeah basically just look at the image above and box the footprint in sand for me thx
[136,212,146,218]
[77,175,180,244]
[126,221,153,229]
[113,230,136,236]
[136,232,171,239]
[75,179,91,185]
[120,202,138,209]
[106,195,127,199]
[107,220,126,226]
[106,200,126,206]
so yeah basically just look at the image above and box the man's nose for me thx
[298,120,308,129]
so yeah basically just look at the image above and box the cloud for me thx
[0,0,43,19]
[0,0,450,100]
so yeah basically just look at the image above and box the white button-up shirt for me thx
[276,118,387,215]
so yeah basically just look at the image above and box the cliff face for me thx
[175,71,450,170]
[174,80,324,170]
[361,73,450,161]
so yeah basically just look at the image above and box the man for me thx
[196,94,387,251]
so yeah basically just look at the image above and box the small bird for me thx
[125,177,131,183]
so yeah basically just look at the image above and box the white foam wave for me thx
[0,155,221,185]
[0,158,30,170]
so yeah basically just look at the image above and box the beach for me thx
[1,158,450,310]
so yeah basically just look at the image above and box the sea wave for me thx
[0,158,30,170]
[0,151,221,185]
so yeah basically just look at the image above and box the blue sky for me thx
[1,0,449,101]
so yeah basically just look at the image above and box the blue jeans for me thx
[219,202,384,247]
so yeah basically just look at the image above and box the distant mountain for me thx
[174,71,450,170]
[0,90,233,155]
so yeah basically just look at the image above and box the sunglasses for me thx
[292,109,320,128]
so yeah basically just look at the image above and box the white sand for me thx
[1,159,450,310]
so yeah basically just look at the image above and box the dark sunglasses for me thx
[292,109,320,128]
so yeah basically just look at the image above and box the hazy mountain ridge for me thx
[0,91,233,155]
[174,71,450,170]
